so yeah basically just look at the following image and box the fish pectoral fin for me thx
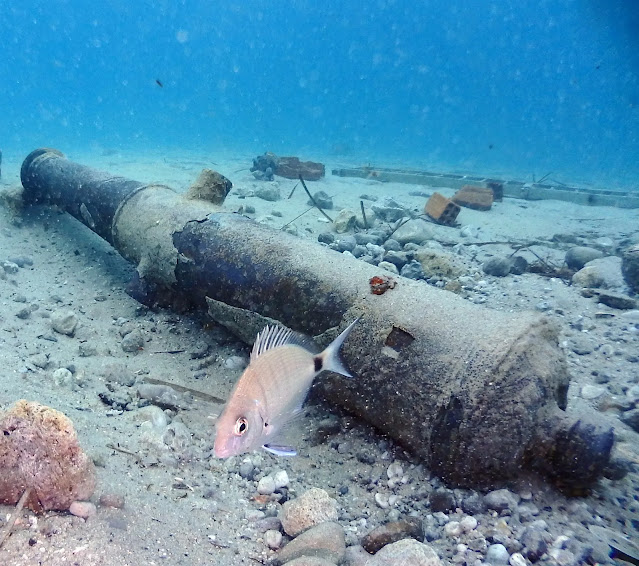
[263,443,297,457]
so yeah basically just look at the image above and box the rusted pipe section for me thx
[21,148,613,489]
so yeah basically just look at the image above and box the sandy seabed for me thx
[0,147,638,565]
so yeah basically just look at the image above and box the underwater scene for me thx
[1,2,638,565]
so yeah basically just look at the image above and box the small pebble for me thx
[239,459,255,480]
[264,529,282,550]
[486,543,510,564]
[99,494,125,509]
[69,501,97,519]
[50,309,78,336]
[224,356,246,370]
[257,475,276,495]
[121,329,144,352]
[272,470,289,489]
[386,462,403,479]
[444,521,463,537]
[460,516,478,532]
[2,260,19,274]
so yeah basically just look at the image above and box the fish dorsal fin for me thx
[251,325,294,361]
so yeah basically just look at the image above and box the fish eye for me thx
[234,417,248,436]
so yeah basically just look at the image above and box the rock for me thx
[372,198,409,223]
[185,169,232,205]
[382,250,408,269]
[317,232,334,245]
[565,246,605,270]
[509,256,528,275]
[15,307,31,319]
[335,235,357,252]
[362,517,425,554]
[121,329,144,352]
[461,492,487,515]
[257,475,276,495]
[265,529,283,550]
[273,521,345,565]
[99,493,125,509]
[392,219,433,245]
[483,257,512,277]
[50,309,78,336]
[379,261,399,274]
[383,238,402,251]
[622,243,639,293]
[273,470,289,489]
[520,526,549,562]
[484,489,519,513]
[7,255,34,268]
[444,521,463,537]
[280,488,338,537]
[224,355,246,370]
[2,260,19,274]
[52,368,73,386]
[251,152,279,179]
[137,384,190,410]
[69,500,97,519]
[355,233,383,246]
[569,336,592,355]
[572,256,624,289]
[308,191,333,209]
[594,290,637,310]
[366,538,442,566]
[429,489,456,513]
[333,209,357,234]
[239,459,255,480]
[400,260,425,280]
[255,185,281,202]
[276,156,325,181]
[460,516,478,532]
[485,543,510,564]
[581,385,606,400]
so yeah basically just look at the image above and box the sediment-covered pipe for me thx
[20,148,614,489]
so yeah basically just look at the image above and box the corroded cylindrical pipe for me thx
[20,148,613,489]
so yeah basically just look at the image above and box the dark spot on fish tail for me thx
[314,356,322,372]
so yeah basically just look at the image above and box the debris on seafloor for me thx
[452,184,494,211]
[251,151,325,181]
[424,192,460,225]
[0,400,96,513]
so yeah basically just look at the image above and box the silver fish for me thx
[213,318,358,458]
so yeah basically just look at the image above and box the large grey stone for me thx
[392,219,433,245]
[572,256,624,289]
[273,522,345,565]
[565,246,604,270]
[367,538,441,565]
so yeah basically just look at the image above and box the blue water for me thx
[1,1,638,187]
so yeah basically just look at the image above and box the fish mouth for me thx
[214,444,233,459]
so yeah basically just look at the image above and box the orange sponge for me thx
[0,400,95,511]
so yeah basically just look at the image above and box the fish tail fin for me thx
[316,317,359,378]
